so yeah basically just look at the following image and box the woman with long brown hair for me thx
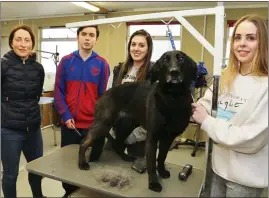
[192,15,268,197]
[105,29,153,159]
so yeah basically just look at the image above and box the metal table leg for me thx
[48,103,57,146]
[40,102,57,146]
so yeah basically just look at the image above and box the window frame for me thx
[40,27,79,74]
[127,21,182,61]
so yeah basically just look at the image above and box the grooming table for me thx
[39,97,57,146]
[26,145,204,197]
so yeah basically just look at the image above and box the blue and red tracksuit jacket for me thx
[54,50,110,129]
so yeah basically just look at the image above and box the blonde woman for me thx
[192,15,268,197]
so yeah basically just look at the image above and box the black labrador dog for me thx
[78,50,197,192]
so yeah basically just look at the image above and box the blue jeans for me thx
[1,127,44,198]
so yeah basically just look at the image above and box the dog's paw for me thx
[158,169,170,179]
[121,153,136,162]
[78,162,90,170]
[149,182,162,192]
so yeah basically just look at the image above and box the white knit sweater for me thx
[198,74,268,188]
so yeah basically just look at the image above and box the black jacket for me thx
[112,61,154,88]
[1,50,45,132]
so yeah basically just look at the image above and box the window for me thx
[42,28,78,39]
[40,27,78,91]
[129,24,181,37]
[128,23,181,61]
[224,27,234,65]
[41,41,77,73]
[40,27,78,73]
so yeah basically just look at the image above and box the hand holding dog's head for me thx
[150,50,197,86]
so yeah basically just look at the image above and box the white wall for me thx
[1,36,9,57]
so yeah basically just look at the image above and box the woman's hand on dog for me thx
[65,118,76,129]
[191,103,208,125]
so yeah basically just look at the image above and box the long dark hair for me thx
[116,29,153,86]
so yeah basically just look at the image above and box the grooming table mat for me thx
[26,145,204,197]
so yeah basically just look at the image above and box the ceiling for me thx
[1,1,268,21]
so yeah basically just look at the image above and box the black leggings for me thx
[113,115,146,157]
[61,125,105,196]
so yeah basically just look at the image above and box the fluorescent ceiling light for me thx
[71,2,100,12]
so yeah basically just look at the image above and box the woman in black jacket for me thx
[1,25,45,198]
[105,29,153,159]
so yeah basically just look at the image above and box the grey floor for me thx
[1,127,267,197]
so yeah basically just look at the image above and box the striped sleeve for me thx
[98,58,110,97]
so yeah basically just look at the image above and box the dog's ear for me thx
[179,51,197,81]
[150,60,161,84]
[150,52,169,84]
[188,57,198,81]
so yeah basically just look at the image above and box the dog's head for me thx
[150,50,197,87]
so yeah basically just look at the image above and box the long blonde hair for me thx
[220,14,268,94]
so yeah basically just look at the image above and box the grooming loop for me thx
[110,22,123,29]
[161,18,176,50]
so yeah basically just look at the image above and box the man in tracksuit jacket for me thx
[54,25,110,198]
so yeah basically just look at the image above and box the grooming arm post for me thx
[66,8,218,28]
[202,4,224,197]
[175,15,214,56]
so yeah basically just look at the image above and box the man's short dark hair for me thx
[77,25,99,38]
